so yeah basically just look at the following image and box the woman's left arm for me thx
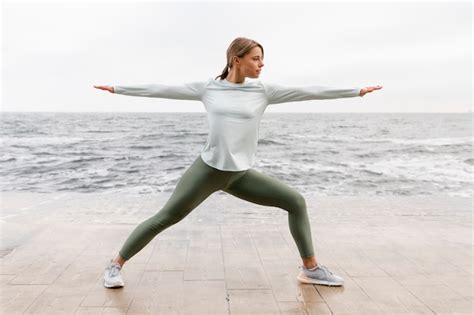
[263,82,383,105]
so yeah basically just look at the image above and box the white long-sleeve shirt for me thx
[114,77,361,171]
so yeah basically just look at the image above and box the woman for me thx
[94,37,382,288]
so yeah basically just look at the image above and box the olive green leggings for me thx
[119,154,315,261]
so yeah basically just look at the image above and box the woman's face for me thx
[236,46,264,78]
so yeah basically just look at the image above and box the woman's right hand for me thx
[93,85,114,93]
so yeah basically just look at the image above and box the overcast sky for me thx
[1,0,472,113]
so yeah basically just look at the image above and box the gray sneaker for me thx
[296,264,344,286]
[103,259,124,288]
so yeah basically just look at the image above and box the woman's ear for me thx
[232,56,240,67]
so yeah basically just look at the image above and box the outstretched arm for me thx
[263,82,363,105]
[94,80,209,101]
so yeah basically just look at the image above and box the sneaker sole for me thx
[103,281,124,288]
[296,273,344,286]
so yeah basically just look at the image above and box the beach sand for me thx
[0,191,472,314]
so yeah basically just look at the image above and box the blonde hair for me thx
[215,37,264,81]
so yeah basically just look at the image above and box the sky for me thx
[1,0,472,113]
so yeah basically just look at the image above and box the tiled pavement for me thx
[0,192,472,314]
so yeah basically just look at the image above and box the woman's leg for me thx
[115,156,229,264]
[222,168,317,267]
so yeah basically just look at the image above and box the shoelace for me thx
[108,263,121,277]
[318,265,334,276]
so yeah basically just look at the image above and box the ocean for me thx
[1,112,472,197]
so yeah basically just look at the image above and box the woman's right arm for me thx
[93,80,209,101]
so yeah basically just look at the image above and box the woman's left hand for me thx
[360,85,383,97]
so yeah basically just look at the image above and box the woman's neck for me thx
[225,71,246,84]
